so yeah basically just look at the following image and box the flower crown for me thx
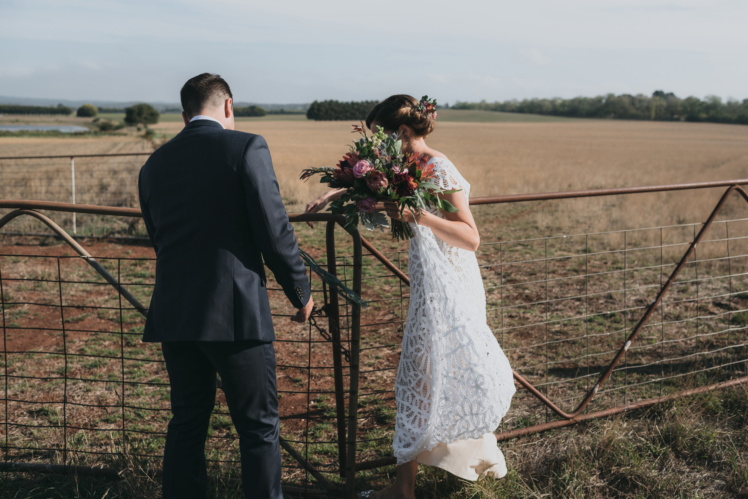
[416,95,438,120]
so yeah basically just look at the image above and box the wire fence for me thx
[347,223,748,476]
[0,153,149,236]
[0,207,363,496]
[2,180,748,497]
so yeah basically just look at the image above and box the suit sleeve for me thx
[138,166,159,253]
[241,135,311,309]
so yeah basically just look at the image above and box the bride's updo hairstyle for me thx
[366,94,435,137]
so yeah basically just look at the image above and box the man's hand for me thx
[291,296,315,323]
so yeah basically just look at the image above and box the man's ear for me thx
[224,98,233,119]
[182,111,190,125]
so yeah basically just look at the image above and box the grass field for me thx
[1,114,748,497]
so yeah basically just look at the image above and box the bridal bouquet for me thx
[301,123,458,241]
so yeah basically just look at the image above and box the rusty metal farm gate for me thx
[1,172,747,496]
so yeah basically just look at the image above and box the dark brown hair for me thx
[365,94,435,137]
[180,73,233,118]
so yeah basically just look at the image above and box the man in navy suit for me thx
[138,73,314,499]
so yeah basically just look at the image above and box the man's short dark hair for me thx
[180,73,233,118]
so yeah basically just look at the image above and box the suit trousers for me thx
[161,341,282,499]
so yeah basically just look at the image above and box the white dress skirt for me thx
[392,158,516,481]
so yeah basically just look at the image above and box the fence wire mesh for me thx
[348,206,748,468]
[0,224,356,495]
[0,154,149,236]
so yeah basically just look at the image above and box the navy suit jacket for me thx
[138,119,310,342]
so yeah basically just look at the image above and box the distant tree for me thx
[307,100,378,121]
[76,104,98,117]
[124,103,159,126]
[94,119,117,132]
[682,96,704,122]
[234,105,267,117]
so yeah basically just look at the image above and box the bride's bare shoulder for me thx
[423,149,449,162]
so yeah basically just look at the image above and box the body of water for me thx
[0,125,89,133]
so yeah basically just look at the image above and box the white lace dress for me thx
[393,157,516,481]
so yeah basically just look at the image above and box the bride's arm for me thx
[304,188,347,227]
[384,191,480,251]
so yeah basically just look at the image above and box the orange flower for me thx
[420,163,436,181]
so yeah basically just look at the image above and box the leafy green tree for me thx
[234,105,267,117]
[76,104,98,117]
[124,103,159,126]
[307,100,378,121]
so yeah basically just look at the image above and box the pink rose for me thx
[352,160,373,178]
[357,197,377,213]
[366,170,388,192]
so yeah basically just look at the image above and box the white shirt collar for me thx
[189,115,225,129]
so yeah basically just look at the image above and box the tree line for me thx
[453,91,748,125]
[306,100,378,121]
[0,104,73,115]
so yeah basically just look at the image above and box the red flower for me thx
[408,152,429,169]
[333,166,355,184]
[340,152,359,168]
[393,173,418,197]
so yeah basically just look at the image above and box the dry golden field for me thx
[4,113,748,237]
[2,112,748,236]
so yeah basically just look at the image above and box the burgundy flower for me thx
[343,152,359,167]
[393,173,418,197]
[333,166,355,184]
[352,159,373,178]
[357,197,377,213]
[366,170,389,192]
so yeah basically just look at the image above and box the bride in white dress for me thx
[305,94,515,498]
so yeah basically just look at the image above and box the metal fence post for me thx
[325,221,348,477]
[70,156,76,235]
[345,227,363,499]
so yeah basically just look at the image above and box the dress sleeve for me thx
[430,159,464,193]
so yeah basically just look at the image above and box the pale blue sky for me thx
[1,0,746,104]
